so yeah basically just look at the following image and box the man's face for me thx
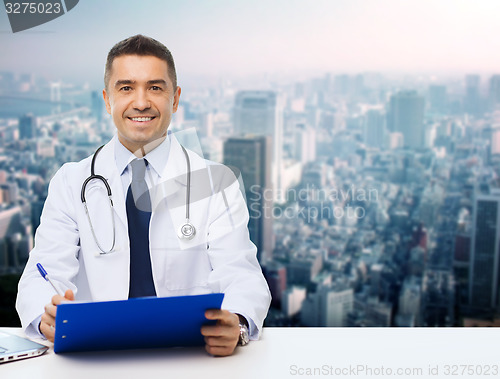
[103,54,181,154]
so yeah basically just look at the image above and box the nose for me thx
[132,88,150,111]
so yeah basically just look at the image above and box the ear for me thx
[102,88,112,115]
[172,86,181,113]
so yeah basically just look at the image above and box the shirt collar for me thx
[114,133,171,178]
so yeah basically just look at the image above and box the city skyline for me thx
[2,66,500,327]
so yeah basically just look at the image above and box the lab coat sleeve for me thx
[16,164,81,338]
[206,166,271,340]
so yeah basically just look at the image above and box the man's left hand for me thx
[201,309,240,356]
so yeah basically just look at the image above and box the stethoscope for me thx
[81,144,196,255]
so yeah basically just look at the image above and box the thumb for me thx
[64,289,75,301]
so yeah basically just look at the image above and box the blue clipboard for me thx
[53,293,224,353]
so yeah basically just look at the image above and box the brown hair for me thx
[104,35,177,90]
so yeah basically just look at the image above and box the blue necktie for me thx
[127,159,157,298]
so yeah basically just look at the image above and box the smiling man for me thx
[16,35,271,357]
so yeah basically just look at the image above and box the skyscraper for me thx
[233,91,283,201]
[301,282,354,327]
[421,270,455,326]
[363,109,386,148]
[464,74,482,116]
[223,135,273,262]
[489,75,500,109]
[262,262,286,308]
[387,91,425,148]
[294,123,316,164]
[0,206,32,273]
[18,113,36,140]
[91,91,104,122]
[469,193,500,312]
[428,85,448,114]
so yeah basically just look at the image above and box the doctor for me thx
[16,35,271,357]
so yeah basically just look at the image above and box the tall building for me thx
[262,262,286,308]
[363,299,392,326]
[293,123,316,164]
[18,113,36,140]
[233,91,283,201]
[387,91,425,148]
[421,270,455,326]
[464,74,482,116]
[223,135,273,262]
[91,91,104,122]
[469,193,500,313]
[363,109,386,148]
[282,286,307,317]
[428,85,448,114]
[0,206,32,273]
[301,282,354,327]
[491,128,500,156]
[397,276,422,326]
[0,183,18,204]
[286,251,323,287]
[333,74,350,97]
[489,75,500,109]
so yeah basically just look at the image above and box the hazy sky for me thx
[1,0,500,85]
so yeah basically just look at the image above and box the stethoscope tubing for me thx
[81,145,116,254]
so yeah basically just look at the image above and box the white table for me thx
[2,327,500,379]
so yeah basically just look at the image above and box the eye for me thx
[120,86,132,91]
[151,86,162,91]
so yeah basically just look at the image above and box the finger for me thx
[205,310,238,325]
[44,303,57,318]
[41,312,55,326]
[51,291,75,307]
[51,294,67,306]
[205,344,235,357]
[64,289,75,301]
[201,323,238,338]
[39,320,55,342]
[201,324,240,343]
[201,324,223,337]
[205,309,228,320]
[204,335,236,346]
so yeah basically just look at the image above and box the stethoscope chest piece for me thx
[178,220,196,240]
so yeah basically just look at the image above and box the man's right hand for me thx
[40,289,74,342]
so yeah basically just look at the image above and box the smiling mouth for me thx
[128,116,156,122]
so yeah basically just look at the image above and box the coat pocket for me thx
[151,248,212,291]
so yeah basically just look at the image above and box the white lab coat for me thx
[16,135,271,339]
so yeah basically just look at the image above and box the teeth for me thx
[131,117,153,122]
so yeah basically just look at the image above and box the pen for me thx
[36,263,63,296]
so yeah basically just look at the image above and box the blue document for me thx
[53,293,224,353]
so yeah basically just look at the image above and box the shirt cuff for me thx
[233,311,259,340]
[26,315,46,340]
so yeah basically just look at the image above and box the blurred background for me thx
[1,0,500,327]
